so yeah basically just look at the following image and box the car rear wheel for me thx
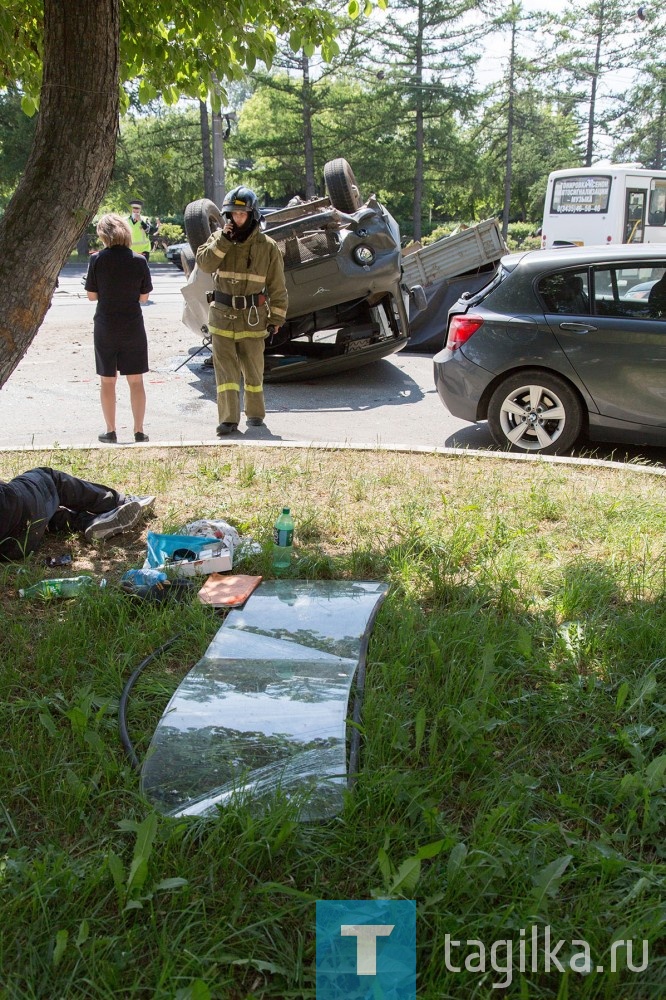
[324,158,362,212]
[487,370,584,454]
[184,198,224,255]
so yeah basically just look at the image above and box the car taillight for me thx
[446,315,484,350]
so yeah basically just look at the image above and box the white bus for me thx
[541,164,666,249]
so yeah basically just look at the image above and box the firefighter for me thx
[196,186,288,436]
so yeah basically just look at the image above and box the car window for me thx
[593,264,666,318]
[537,269,590,315]
[463,265,506,306]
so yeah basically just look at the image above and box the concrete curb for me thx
[1,439,664,478]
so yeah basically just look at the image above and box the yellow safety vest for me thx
[128,216,151,254]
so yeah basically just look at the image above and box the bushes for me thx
[420,219,542,251]
[421,222,471,245]
[506,221,541,251]
[155,222,184,245]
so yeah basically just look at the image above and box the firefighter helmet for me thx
[221,186,261,222]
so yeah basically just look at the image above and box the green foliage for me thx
[422,220,542,252]
[106,107,205,216]
[421,222,475,244]
[1,2,659,229]
[536,0,649,164]
[228,71,485,232]
[506,221,541,251]
[612,61,666,169]
[0,87,36,210]
[474,86,583,224]
[157,222,184,244]
[0,0,382,110]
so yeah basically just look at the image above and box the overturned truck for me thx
[402,220,507,351]
[179,159,505,381]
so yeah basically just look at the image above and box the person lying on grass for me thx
[0,467,154,561]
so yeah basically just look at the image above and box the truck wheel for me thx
[180,246,196,277]
[324,158,362,212]
[184,199,224,255]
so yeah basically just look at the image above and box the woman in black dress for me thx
[85,213,153,443]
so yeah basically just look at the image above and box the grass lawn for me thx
[1,445,665,999]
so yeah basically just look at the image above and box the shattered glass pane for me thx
[141,581,388,820]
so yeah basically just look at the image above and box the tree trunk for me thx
[412,0,425,243]
[211,111,226,206]
[654,81,666,171]
[0,0,119,390]
[200,100,214,200]
[302,56,317,199]
[584,0,604,167]
[502,18,517,242]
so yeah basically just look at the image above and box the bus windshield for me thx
[551,175,611,215]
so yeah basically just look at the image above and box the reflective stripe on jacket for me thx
[196,225,288,336]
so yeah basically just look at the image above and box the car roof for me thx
[503,244,666,272]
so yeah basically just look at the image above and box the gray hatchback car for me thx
[434,244,666,454]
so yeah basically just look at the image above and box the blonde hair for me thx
[96,213,132,248]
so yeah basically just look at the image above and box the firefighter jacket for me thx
[196,225,288,339]
[128,216,151,255]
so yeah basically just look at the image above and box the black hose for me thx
[119,635,181,771]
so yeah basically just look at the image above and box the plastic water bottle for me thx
[120,568,168,588]
[19,575,96,599]
[272,507,294,572]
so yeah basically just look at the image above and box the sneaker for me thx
[125,494,156,510]
[246,417,264,427]
[98,430,117,444]
[134,432,149,443]
[84,500,142,542]
[216,422,239,436]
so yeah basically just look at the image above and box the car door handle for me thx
[559,322,597,333]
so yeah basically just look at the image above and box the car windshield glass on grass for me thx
[1,446,665,997]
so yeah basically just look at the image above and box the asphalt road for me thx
[0,262,484,451]
[1,261,665,467]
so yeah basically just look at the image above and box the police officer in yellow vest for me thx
[196,186,288,437]
[127,200,152,260]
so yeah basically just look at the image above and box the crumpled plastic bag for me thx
[182,519,240,548]
[180,519,261,563]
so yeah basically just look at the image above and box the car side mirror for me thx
[409,284,428,314]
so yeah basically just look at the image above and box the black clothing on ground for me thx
[85,246,152,376]
[0,468,123,561]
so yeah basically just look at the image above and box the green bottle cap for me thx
[283,507,290,514]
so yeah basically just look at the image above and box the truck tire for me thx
[324,158,362,212]
[184,199,224,255]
